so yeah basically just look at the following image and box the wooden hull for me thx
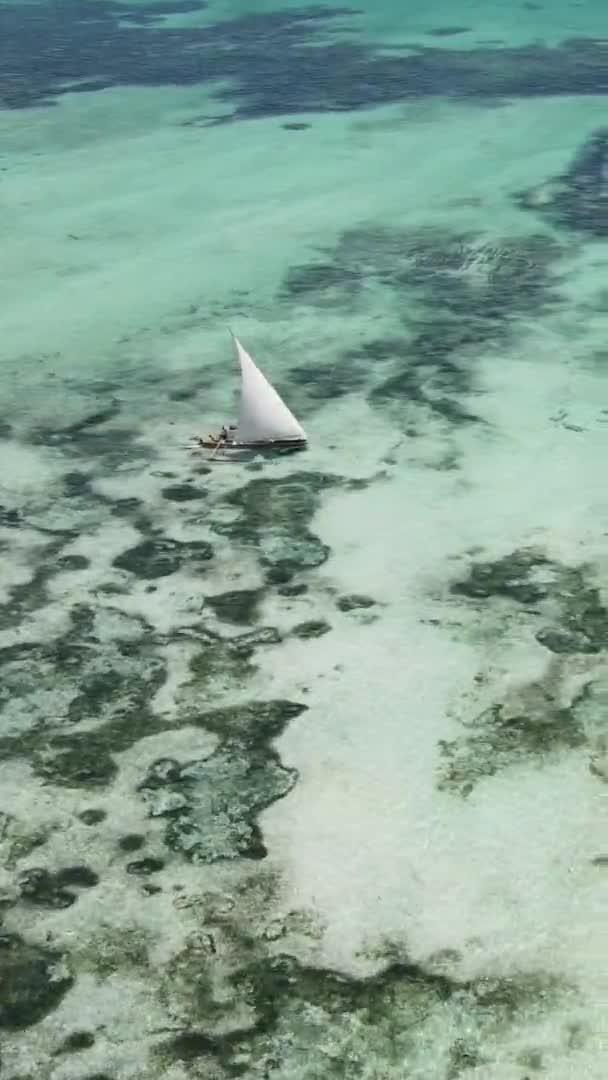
[196,438,307,453]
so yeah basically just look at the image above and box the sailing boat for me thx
[194,333,307,453]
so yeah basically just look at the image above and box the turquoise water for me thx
[1,2,608,1076]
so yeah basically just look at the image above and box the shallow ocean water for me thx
[1,1,607,1077]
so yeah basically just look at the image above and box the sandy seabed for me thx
[1,1,608,1076]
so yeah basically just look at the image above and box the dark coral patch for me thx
[56,554,91,571]
[58,1030,96,1053]
[113,536,213,578]
[206,589,263,625]
[440,548,608,793]
[536,585,608,654]
[0,932,73,1029]
[5,0,608,124]
[337,593,376,611]
[197,699,307,745]
[55,865,99,887]
[126,857,165,875]
[140,748,295,863]
[451,548,608,654]
[17,867,76,910]
[118,833,145,852]
[450,550,552,605]
[37,738,120,788]
[282,227,563,429]
[161,483,208,502]
[438,695,586,796]
[214,472,339,582]
[138,700,306,862]
[231,626,282,650]
[427,26,471,36]
[515,128,608,237]
[278,583,308,597]
[161,949,566,1075]
[78,808,107,825]
[291,619,331,639]
[0,505,21,527]
[0,612,168,789]
[17,865,99,909]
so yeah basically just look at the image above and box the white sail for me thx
[232,335,306,444]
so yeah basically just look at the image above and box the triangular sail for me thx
[232,335,306,443]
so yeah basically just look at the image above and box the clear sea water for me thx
[1,1,607,1077]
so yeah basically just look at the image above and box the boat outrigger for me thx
[192,333,307,455]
